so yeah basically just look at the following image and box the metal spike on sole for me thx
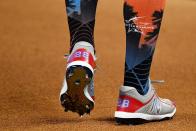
[68,73,73,77]
[85,74,89,79]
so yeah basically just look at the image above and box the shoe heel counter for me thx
[117,95,144,113]
[68,48,96,70]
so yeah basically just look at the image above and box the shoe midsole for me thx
[115,108,176,120]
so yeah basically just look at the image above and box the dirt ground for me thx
[0,0,196,130]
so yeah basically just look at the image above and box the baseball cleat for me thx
[60,41,96,116]
[115,80,176,124]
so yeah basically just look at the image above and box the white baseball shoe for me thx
[115,80,176,124]
[60,41,96,116]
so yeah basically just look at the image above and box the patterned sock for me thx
[123,0,166,95]
[68,17,95,52]
[124,54,154,95]
[65,0,98,52]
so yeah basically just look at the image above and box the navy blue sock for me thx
[124,54,153,95]
[65,0,98,52]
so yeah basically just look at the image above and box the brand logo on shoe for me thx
[68,48,96,69]
[74,51,89,59]
[118,98,130,108]
[117,95,155,112]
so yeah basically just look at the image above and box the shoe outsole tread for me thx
[115,117,173,125]
[60,66,94,116]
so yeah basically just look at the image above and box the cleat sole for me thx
[115,117,174,125]
[60,66,94,116]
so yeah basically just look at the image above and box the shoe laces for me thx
[151,80,165,84]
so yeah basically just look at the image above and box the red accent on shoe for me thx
[117,94,155,113]
[172,101,176,107]
[67,48,96,69]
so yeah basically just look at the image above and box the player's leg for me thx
[60,0,98,116]
[66,0,98,52]
[115,0,176,124]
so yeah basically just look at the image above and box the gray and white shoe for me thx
[115,80,176,124]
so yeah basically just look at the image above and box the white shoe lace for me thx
[151,80,165,84]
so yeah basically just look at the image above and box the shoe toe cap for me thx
[160,98,176,114]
